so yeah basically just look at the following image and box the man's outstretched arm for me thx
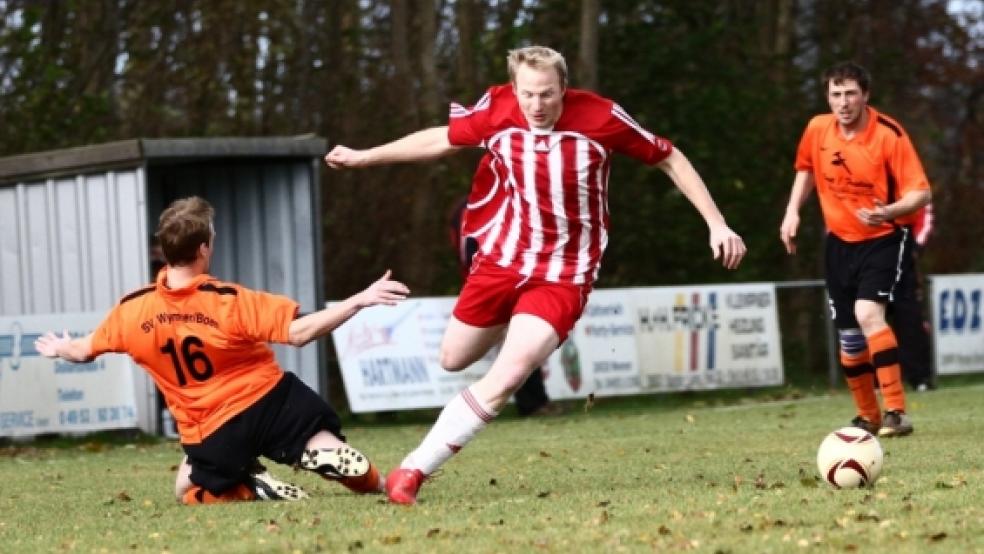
[35,332,95,362]
[287,270,410,346]
[656,147,747,270]
[325,126,461,169]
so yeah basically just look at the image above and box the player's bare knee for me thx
[439,348,470,372]
[854,308,886,335]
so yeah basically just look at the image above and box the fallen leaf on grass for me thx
[381,535,401,545]
[583,393,595,413]
[754,474,767,489]
[855,512,880,523]
[799,477,819,488]
[594,510,609,525]
[116,491,132,502]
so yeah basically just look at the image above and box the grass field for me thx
[1,383,982,553]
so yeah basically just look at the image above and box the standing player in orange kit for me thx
[35,196,409,504]
[780,62,932,437]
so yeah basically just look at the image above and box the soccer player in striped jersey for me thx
[780,62,932,438]
[35,197,410,505]
[326,45,746,505]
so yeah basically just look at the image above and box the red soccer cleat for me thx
[385,468,426,505]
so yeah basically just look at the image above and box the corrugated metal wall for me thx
[0,167,158,432]
[1,157,324,396]
[146,159,322,391]
[0,168,149,315]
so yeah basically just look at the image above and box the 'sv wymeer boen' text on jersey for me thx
[89,271,299,444]
[449,85,673,285]
[794,106,931,243]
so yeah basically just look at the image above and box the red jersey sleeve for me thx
[89,306,126,357]
[234,287,300,344]
[598,103,673,165]
[447,88,496,147]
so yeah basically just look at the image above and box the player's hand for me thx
[709,224,746,270]
[324,145,371,169]
[856,200,891,227]
[358,270,410,307]
[779,211,800,254]
[34,330,70,358]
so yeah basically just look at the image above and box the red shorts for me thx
[452,257,591,342]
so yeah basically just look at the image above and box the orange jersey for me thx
[794,106,931,242]
[89,271,299,444]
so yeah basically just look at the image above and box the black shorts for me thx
[182,372,344,494]
[825,227,914,330]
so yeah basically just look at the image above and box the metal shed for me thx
[0,137,327,436]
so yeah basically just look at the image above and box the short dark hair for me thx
[823,61,871,93]
[155,196,214,266]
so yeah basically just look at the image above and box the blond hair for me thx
[507,46,568,88]
[155,196,214,266]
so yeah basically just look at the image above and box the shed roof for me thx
[0,136,327,184]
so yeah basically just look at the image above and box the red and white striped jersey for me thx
[449,85,673,285]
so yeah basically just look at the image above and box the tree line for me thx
[1,0,980,300]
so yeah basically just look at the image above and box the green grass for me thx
[1,384,982,553]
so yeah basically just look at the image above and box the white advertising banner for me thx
[0,313,138,437]
[333,283,783,413]
[542,283,784,399]
[931,273,984,375]
[331,298,494,413]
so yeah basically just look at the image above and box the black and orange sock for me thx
[841,349,881,424]
[867,326,906,412]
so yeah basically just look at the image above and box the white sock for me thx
[401,386,497,475]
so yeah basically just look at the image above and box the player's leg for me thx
[386,279,585,505]
[178,448,305,504]
[440,315,506,370]
[179,374,315,505]
[387,315,557,505]
[255,372,382,493]
[826,234,881,431]
[301,431,383,494]
[855,229,914,437]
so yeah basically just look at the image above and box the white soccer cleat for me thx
[248,468,308,501]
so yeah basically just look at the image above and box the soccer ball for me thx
[816,427,884,488]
